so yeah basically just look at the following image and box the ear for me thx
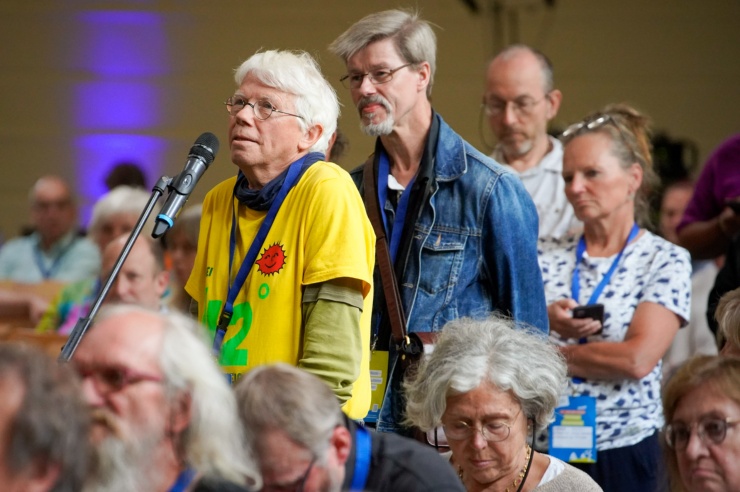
[415,61,431,94]
[330,426,353,466]
[155,270,170,298]
[628,162,643,194]
[545,89,562,119]
[169,390,193,435]
[298,124,323,153]
[24,461,61,492]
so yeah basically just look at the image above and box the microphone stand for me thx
[58,175,172,363]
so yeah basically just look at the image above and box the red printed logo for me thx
[256,243,286,275]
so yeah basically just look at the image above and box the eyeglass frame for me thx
[76,364,164,397]
[481,93,550,118]
[224,96,304,121]
[442,406,523,442]
[339,63,413,90]
[665,416,739,451]
[261,456,316,492]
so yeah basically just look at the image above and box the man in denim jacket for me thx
[330,9,549,434]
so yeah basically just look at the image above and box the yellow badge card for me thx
[365,350,389,423]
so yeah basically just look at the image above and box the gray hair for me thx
[88,186,151,237]
[234,364,345,463]
[493,44,555,93]
[165,203,202,251]
[0,343,90,492]
[404,316,567,433]
[94,304,261,490]
[234,50,338,155]
[329,9,437,98]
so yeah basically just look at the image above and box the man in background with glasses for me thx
[484,45,580,240]
[330,10,548,435]
[185,50,375,420]
[72,305,259,491]
[235,363,464,492]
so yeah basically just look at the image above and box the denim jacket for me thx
[351,113,549,433]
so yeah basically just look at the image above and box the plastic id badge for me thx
[548,395,597,463]
[364,350,389,423]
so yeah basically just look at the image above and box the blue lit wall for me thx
[71,10,169,224]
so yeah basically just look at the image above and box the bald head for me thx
[484,45,561,164]
[29,175,77,248]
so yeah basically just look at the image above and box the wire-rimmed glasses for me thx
[224,96,304,120]
[339,63,412,89]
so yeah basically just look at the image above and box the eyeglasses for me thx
[339,63,412,89]
[443,407,522,442]
[224,96,304,121]
[665,417,739,451]
[261,457,315,492]
[77,365,164,397]
[482,95,548,118]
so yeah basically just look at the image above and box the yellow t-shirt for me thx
[186,161,375,419]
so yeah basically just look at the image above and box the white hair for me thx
[404,316,567,433]
[234,50,339,155]
[88,186,151,236]
[94,305,261,490]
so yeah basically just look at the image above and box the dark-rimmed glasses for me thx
[224,96,304,120]
[339,63,412,89]
[665,417,739,451]
[482,95,549,118]
[443,407,522,442]
[261,457,315,492]
[76,365,164,397]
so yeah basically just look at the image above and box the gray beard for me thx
[84,432,162,492]
[360,114,394,137]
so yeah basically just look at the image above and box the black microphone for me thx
[152,132,219,238]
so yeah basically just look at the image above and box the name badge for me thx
[548,395,597,463]
[364,350,389,423]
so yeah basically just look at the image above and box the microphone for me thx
[152,132,219,238]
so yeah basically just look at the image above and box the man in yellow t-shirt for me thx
[186,50,375,419]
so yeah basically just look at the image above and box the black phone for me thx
[572,303,605,325]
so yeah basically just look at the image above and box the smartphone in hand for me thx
[572,303,605,326]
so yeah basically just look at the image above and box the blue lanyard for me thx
[571,223,639,306]
[377,150,415,264]
[33,237,76,279]
[212,157,307,355]
[349,426,372,491]
[168,468,196,492]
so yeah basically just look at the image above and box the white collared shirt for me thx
[492,136,581,240]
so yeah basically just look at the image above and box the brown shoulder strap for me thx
[362,155,408,345]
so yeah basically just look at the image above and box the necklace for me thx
[457,445,532,492]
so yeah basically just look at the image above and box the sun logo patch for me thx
[256,243,286,275]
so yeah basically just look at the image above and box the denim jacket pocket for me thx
[416,232,467,296]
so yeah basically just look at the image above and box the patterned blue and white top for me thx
[538,230,692,451]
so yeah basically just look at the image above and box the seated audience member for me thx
[714,287,740,356]
[235,363,465,492]
[0,175,100,282]
[0,343,90,492]
[163,204,201,313]
[659,180,719,378]
[72,304,259,492]
[539,104,691,491]
[104,161,148,190]
[677,134,740,260]
[662,355,740,492]
[101,234,169,310]
[404,316,601,491]
[36,186,151,332]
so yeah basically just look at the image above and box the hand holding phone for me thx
[572,303,605,325]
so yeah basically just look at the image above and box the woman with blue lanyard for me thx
[538,104,691,492]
